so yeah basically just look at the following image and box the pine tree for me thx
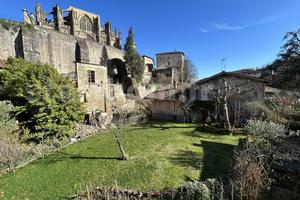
[278,29,300,88]
[124,27,144,82]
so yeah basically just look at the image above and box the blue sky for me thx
[1,0,300,78]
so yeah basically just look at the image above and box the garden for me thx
[0,122,241,199]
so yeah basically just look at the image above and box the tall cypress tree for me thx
[124,27,144,82]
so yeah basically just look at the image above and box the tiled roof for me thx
[193,71,270,86]
[144,88,181,101]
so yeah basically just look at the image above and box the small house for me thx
[188,71,270,125]
[144,86,187,122]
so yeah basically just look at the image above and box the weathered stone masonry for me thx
[0,3,129,118]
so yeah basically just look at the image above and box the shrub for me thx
[245,120,288,139]
[0,136,24,172]
[0,101,18,135]
[232,141,272,200]
[242,101,282,122]
[0,58,84,143]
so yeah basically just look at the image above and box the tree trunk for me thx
[115,129,128,160]
[223,102,231,130]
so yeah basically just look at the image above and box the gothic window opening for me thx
[80,15,93,32]
[87,70,95,83]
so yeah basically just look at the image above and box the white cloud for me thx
[212,22,248,31]
[254,15,281,25]
[200,15,282,32]
[200,29,209,33]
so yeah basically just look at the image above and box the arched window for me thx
[80,15,93,32]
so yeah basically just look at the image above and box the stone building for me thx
[188,72,269,125]
[141,55,154,84]
[23,4,122,48]
[152,51,186,85]
[0,3,132,119]
[144,88,185,121]
[145,71,276,124]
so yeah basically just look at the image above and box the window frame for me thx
[87,70,95,83]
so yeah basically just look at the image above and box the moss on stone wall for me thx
[0,19,21,31]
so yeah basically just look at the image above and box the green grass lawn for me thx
[0,122,241,199]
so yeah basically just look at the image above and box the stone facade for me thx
[76,63,109,113]
[152,68,174,85]
[0,24,23,60]
[23,3,121,48]
[153,51,186,85]
[141,55,154,84]
[0,4,130,118]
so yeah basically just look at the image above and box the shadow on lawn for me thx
[38,152,121,165]
[170,140,235,181]
[128,120,197,132]
[68,155,121,160]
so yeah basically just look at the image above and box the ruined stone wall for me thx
[108,84,127,110]
[84,40,102,64]
[22,26,77,75]
[106,46,124,61]
[0,24,22,60]
[69,6,100,43]
[152,68,174,85]
[0,21,129,115]
[142,56,154,84]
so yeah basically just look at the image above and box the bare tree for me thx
[207,79,255,129]
[112,110,129,160]
[178,90,195,123]
[184,58,198,83]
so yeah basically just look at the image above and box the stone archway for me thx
[110,58,134,94]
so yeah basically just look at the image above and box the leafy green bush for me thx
[245,120,287,139]
[0,58,84,143]
[0,101,18,135]
[242,101,283,122]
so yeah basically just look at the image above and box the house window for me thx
[234,101,240,112]
[87,70,95,83]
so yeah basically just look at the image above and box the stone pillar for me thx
[22,9,32,24]
[53,5,63,31]
[35,3,44,25]
[95,16,101,43]
[118,31,122,48]
[70,9,76,36]
[104,21,111,46]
